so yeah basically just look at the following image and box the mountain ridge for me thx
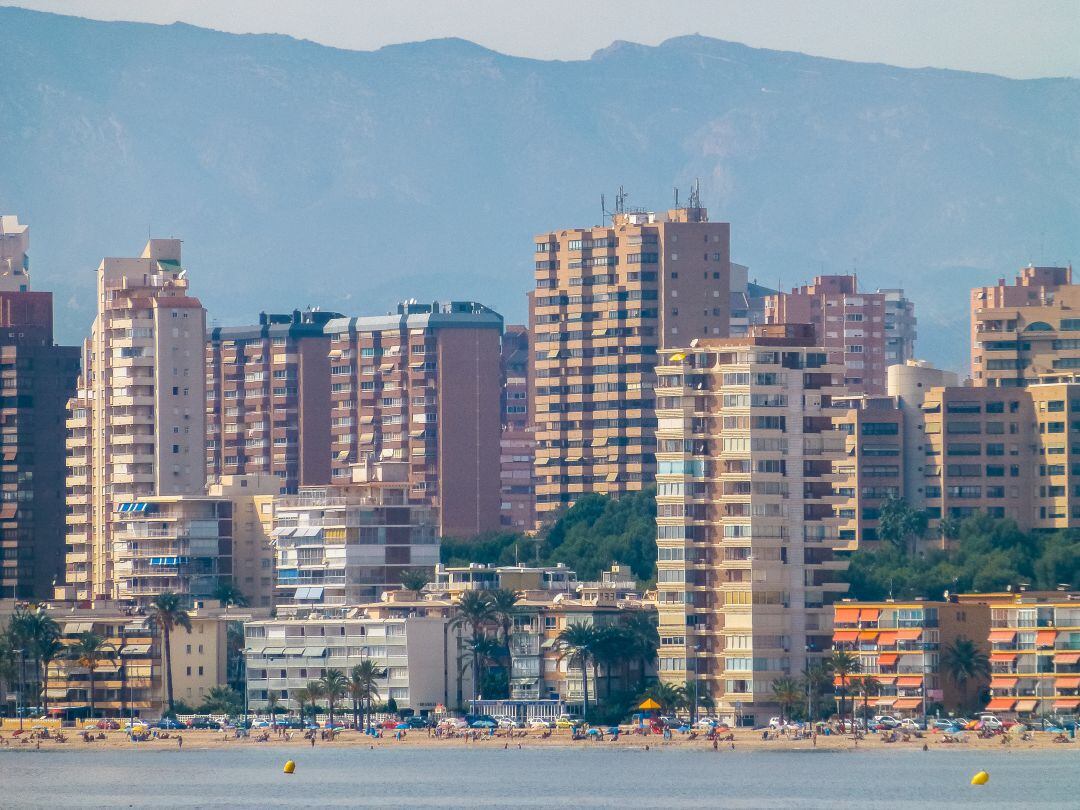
[0,6,1076,370]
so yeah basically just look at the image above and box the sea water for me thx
[1,746,1076,807]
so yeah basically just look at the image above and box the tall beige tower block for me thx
[61,239,207,601]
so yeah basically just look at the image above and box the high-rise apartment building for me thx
[325,301,502,538]
[765,275,916,395]
[971,265,1077,387]
[653,325,848,726]
[0,216,79,599]
[206,309,340,493]
[271,461,440,606]
[500,324,534,530]
[531,203,731,522]
[61,239,206,602]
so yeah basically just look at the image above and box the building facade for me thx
[832,599,991,717]
[206,309,340,494]
[765,275,916,395]
[970,265,1075,387]
[109,474,277,607]
[326,301,502,538]
[0,217,79,599]
[271,461,440,607]
[499,324,535,530]
[653,326,848,726]
[61,239,207,601]
[977,592,1080,722]
[531,204,732,522]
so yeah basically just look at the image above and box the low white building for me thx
[244,591,466,714]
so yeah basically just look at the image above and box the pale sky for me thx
[3,0,1079,79]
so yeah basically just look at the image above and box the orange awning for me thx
[832,630,859,643]
[1036,630,1057,647]
[985,697,1015,711]
[1015,699,1038,713]
[878,653,899,665]
[859,631,880,642]
[988,628,1016,643]
[874,675,897,685]
[895,629,922,641]
[892,698,922,710]
[1056,652,1080,664]
[990,652,1018,662]
[990,676,1018,688]
[897,675,923,687]
[1055,676,1080,689]
[876,632,897,646]
[834,608,860,625]
[1054,699,1080,710]
[859,608,880,622]
[875,697,896,706]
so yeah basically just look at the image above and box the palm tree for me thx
[621,612,660,686]
[293,686,311,722]
[349,660,384,731]
[9,605,60,713]
[199,685,244,715]
[319,668,349,729]
[450,591,496,698]
[398,568,432,593]
[305,680,325,722]
[36,632,65,718]
[147,592,192,716]
[829,650,861,735]
[594,626,631,701]
[854,676,883,726]
[771,676,803,724]
[266,691,280,728]
[69,632,109,719]
[556,622,600,716]
[213,581,249,608]
[486,588,520,645]
[941,636,991,712]
[802,662,833,721]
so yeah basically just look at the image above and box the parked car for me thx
[898,718,924,732]
[154,718,184,730]
[403,716,430,729]
[439,717,470,730]
[979,714,1003,730]
[250,720,271,729]
[873,715,900,729]
[96,719,120,730]
[186,717,221,730]
[555,715,583,729]
[279,717,306,730]
[528,718,554,730]
[497,717,523,729]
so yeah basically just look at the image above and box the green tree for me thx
[213,581,249,608]
[319,668,349,729]
[621,611,659,687]
[941,636,991,712]
[802,663,834,721]
[398,568,433,593]
[854,676,883,725]
[69,632,110,719]
[304,680,325,720]
[293,686,311,722]
[451,590,496,699]
[486,588,520,645]
[771,677,803,724]
[198,685,244,715]
[148,592,193,716]
[637,681,687,714]
[555,622,600,716]
[829,650,861,735]
[349,660,384,730]
[877,497,929,556]
[266,691,280,727]
[35,632,65,718]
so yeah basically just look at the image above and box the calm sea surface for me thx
[1,746,1077,808]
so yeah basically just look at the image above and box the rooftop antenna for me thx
[615,185,628,215]
[688,178,701,209]
[601,193,608,225]
[674,187,680,208]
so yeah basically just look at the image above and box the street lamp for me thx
[13,648,24,732]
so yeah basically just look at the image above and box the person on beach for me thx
[177,735,183,749]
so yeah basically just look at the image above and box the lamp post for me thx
[14,648,24,732]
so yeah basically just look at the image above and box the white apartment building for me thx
[60,239,207,601]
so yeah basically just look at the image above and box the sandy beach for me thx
[3,726,1075,754]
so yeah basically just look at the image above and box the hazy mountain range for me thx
[1,7,1077,369]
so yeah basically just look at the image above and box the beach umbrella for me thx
[638,698,661,710]
[395,723,409,729]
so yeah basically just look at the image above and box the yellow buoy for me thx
[283,760,296,774]
[970,771,989,786]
